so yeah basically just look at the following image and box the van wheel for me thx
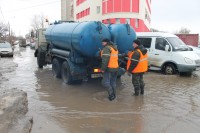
[163,64,176,75]
[61,61,73,84]
[52,58,62,78]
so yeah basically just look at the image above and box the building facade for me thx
[62,0,151,32]
[61,0,74,21]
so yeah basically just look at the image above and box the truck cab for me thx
[35,28,47,50]
[34,28,49,68]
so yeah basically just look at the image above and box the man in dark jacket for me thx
[126,39,148,96]
[101,38,119,101]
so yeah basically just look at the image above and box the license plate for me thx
[91,73,102,78]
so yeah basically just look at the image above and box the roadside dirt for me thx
[0,57,33,133]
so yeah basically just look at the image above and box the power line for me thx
[4,0,60,13]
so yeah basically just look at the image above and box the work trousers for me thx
[132,73,145,95]
[102,71,118,96]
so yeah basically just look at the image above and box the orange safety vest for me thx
[126,49,148,73]
[101,46,119,69]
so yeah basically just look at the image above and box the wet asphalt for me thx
[1,45,200,133]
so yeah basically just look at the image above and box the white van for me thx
[137,32,200,75]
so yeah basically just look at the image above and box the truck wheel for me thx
[61,61,73,84]
[163,64,176,75]
[37,50,45,68]
[52,58,62,78]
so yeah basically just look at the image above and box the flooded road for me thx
[1,46,200,133]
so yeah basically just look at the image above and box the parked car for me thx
[188,45,200,57]
[137,32,200,75]
[0,41,14,57]
[19,39,26,47]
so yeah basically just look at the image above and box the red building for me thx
[102,0,151,32]
[63,0,151,32]
[176,34,199,47]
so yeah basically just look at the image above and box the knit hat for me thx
[133,39,141,45]
[102,38,110,43]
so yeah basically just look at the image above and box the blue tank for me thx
[45,21,110,57]
[107,24,137,53]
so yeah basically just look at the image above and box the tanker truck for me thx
[34,21,136,84]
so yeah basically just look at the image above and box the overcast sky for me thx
[0,0,61,36]
[151,0,200,34]
[0,0,200,36]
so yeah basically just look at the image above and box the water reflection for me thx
[34,67,148,133]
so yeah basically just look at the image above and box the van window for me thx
[155,38,170,51]
[167,37,189,51]
[138,38,152,48]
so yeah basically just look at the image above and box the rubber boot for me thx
[108,93,115,101]
[108,88,114,101]
[134,92,139,96]
[112,87,116,100]
[134,88,140,96]
[140,84,145,95]
[141,90,144,95]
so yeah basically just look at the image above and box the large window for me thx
[116,18,120,24]
[97,6,100,14]
[107,19,110,24]
[138,38,152,48]
[126,18,130,24]
[155,38,170,51]
[135,19,139,28]
[167,37,188,51]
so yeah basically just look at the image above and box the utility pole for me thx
[8,22,10,36]
[8,22,11,44]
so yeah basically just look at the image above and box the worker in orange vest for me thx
[101,38,119,101]
[126,39,148,96]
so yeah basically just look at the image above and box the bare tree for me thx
[31,14,45,31]
[177,27,191,34]
[0,22,8,37]
[25,33,30,38]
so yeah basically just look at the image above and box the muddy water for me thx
[2,46,200,133]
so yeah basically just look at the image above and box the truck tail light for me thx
[93,68,101,73]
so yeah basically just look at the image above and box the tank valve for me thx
[126,24,131,35]
[96,21,102,34]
